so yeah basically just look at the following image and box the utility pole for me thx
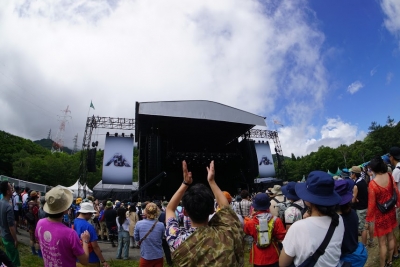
[51,105,71,153]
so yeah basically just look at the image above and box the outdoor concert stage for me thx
[135,100,267,200]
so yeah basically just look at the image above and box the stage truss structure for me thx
[79,117,286,196]
[78,116,135,197]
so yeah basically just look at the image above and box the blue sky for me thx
[0,0,399,157]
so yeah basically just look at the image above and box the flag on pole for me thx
[90,101,95,110]
[273,119,283,126]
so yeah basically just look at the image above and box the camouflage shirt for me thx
[170,207,245,267]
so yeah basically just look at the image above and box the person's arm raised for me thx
[207,161,229,208]
[166,161,193,223]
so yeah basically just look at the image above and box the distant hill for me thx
[34,138,73,154]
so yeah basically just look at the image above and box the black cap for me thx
[390,147,400,161]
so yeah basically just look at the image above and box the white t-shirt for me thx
[22,193,29,204]
[12,192,20,211]
[282,215,344,267]
[393,162,400,192]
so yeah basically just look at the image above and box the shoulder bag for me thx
[138,219,158,246]
[375,174,397,214]
[288,213,339,267]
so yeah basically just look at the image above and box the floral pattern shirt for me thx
[166,217,197,252]
[284,199,305,224]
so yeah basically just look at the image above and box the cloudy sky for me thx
[0,0,399,157]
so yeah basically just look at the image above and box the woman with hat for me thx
[279,171,344,267]
[35,187,91,266]
[366,156,400,267]
[134,202,165,267]
[335,180,368,267]
[244,193,286,267]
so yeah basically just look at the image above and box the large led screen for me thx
[255,142,276,178]
[102,136,134,185]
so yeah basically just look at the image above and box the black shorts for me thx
[13,210,20,222]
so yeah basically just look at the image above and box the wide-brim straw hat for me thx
[44,187,73,214]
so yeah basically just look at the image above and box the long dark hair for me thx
[117,208,127,226]
[369,156,387,174]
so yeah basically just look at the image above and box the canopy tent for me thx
[92,181,138,201]
[62,180,93,198]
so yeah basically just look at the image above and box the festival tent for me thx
[64,180,93,198]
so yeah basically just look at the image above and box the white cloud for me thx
[275,118,366,157]
[347,81,363,94]
[381,0,400,47]
[0,0,328,150]
[387,72,394,84]
[370,65,378,76]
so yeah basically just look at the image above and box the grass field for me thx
[3,237,399,267]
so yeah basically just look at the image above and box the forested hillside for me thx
[281,117,400,181]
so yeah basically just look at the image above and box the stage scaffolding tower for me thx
[78,116,135,197]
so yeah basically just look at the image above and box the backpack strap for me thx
[272,197,280,204]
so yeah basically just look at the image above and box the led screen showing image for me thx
[102,136,134,185]
[255,142,276,178]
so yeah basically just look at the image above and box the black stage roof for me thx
[135,100,266,148]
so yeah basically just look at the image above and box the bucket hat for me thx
[350,166,361,174]
[106,201,113,208]
[44,187,73,214]
[271,185,283,195]
[282,182,300,201]
[334,180,354,205]
[295,171,341,206]
[79,202,96,213]
[252,193,270,211]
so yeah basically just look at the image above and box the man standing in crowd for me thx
[35,187,91,266]
[166,161,244,266]
[11,186,21,234]
[21,187,30,204]
[74,202,110,267]
[234,189,252,218]
[350,166,369,247]
[0,181,20,266]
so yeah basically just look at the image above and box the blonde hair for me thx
[145,203,158,219]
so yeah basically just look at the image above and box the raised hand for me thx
[206,161,215,183]
[182,160,193,185]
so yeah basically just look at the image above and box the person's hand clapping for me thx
[207,161,215,183]
[182,160,193,185]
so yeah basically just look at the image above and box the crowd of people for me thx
[0,146,399,267]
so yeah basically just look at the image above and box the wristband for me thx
[101,260,106,263]
[182,181,191,186]
[83,240,89,244]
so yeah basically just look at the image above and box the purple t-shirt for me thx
[35,218,84,267]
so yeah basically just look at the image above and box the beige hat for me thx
[350,166,361,174]
[271,185,283,195]
[44,187,73,214]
